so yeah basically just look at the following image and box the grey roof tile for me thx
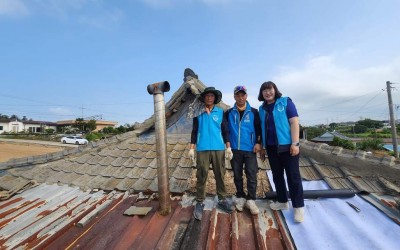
[142,144,155,153]
[98,156,116,166]
[177,157,192,168]
[300,166,322,180]
[112,167,133,179]
[314,164,344,178]
[324,177,358,190]
[167,158,180,169]
[131,178,153,192]
[57,161,82,173]
[171,167,192,180]
[115,178,136,191]
[99,165,116,177]
[98,148,112,157]
[108,148,125,158]
[87,155,105,165]
[99,177,120,191]
[126,167,146,179]
[148,159,157,168]
[128,143,141,151]
[7,165,53,183]
[169,149,183,159]
[173,142,189,151]
[72,163,92,175]
[120,149,135,158]
[141,168,158,179]
[117,143,129,150]
[57,172,83,185]
[299,157,312,167]
[136,158,154,168]
[71,174,96,188]
[85,175,109,190]
[0,175,28,190]
[85,165,107,176]
[110,157,130,167]
[348,176,385,193]
[122,157,139,168]
[169,177,191,193]
[144,150,157,159]
[74,154,94,164]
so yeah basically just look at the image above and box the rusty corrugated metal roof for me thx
[0,184,295,250]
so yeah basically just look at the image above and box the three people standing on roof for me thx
[189,82,304,223]
[225,85,261,215]
[258,81,304,223]
[189,87,234,220]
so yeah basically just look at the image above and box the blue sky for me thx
[1,0,400,126]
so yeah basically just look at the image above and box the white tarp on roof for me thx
[267,171,400,250]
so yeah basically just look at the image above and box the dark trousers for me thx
[231,149,258,200]
[266,146,304,208]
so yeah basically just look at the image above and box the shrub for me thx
[331,137,355,150]
[357,138,383,151]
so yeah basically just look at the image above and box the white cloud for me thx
[273,56,400,125]
[0,0,29,17]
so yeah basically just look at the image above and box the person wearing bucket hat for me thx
[225,85,261,215]
[189,86,234,220]
[198,87,222,105]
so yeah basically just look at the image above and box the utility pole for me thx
[386,81,399,158]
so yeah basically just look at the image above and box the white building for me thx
[0,119,58,134]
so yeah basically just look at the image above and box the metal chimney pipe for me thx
[147,81,171,215]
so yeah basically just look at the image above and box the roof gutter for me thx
[147,81,171,215]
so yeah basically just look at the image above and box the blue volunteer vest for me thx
[196,106,225,151]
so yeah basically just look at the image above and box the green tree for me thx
[102,126,115,134]
[116,125,127,133]
[331,136,355,150]
[354,124,367,133]
[357,138,383,151]
[86,119,97,133]
[45,128,55,134]
[303,127,326,141]
[356,119,383,129]
[74,118,86,132]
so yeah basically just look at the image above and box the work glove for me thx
[188,149,195,162]
[225,147,233,160]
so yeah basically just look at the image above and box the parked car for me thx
[61,136,88,145]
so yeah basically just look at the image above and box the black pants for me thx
[231,150,258,200]
[266,146,304,208]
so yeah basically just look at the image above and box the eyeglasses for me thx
[234,86,247,92]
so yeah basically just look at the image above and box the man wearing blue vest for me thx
[226,85,261,215]
[188,87,234,220]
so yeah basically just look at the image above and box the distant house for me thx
[56,120,118,132]
[311,130,351,143]
[0,118,57,134]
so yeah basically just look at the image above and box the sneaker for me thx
[217,199,234,213]
[235,198,246,212]
[270,201,289,210]
[193,202,205,220]
[294,207,304,223]
[245,200,259,215]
